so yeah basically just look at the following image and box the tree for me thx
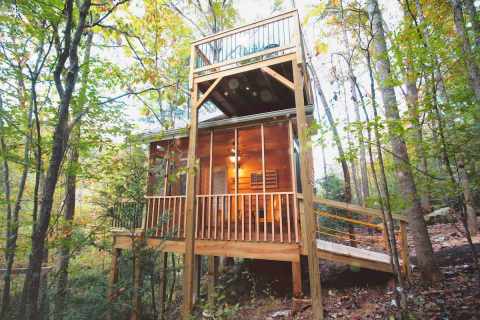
[367,0,441,282]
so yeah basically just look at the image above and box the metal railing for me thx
[192,10,299,74]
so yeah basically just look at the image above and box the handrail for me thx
[316,210,383,230]
[296,194,408,223]
[192,9,298,46]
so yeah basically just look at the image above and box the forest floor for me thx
[204,221,480,320]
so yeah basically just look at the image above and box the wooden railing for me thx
[144,192,300,243]
[192,10,299,75]
[312,197,410,276]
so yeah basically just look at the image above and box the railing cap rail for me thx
[192,8,298,46]
[296,194,408,223]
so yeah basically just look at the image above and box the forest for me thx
[0,0,479,319]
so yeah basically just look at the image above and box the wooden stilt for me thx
[131,252,143,320]
[158,252,168,320]
[207,256,218,308]
[291,260,302,298]
[292,59,324,320]
[193,255,202,304]
[182,78,199,319]
[107,247,121,320]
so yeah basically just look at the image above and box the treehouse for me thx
[110,9,410,320]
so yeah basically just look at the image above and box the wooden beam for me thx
[291,261,303,298]
[114,236,301,262]
[182,82,199,319]
[158,252,168,320]
[207,256,218,308]
[195,76,223,109]
[292,59,323,320]
[261,66,294,91]
[289,121,300,243]
[131,253,142,320]
[107,248,121,320]
[195,53,296,84]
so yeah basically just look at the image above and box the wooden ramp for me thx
[316,239,393,273]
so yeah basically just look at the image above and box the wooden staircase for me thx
[311,197,410,276]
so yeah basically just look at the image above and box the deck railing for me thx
[111,201,144,230]
[144,192,300,243]
[192,10,299,75]
[311,197,410,276]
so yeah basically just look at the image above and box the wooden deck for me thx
[112,231,397,274]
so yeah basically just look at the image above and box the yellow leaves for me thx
[303,3,326,25]
[314,39,329,56]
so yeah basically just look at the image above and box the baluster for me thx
[177,197,182,238]
[286,194,291,243]
[172,197,177,237]
[256,194,259,241]
[271,194,275,242]
[279,194,283,243]
[263,194,267,242]
[241,195,245,241]
[227,195,231,240]
[221,195,224,240]
[234,194,238,241]
[248,195,252,241]
[214,196,218,240]
[201,197,205,239]
[183,196,187,238]
[207,195,211,239]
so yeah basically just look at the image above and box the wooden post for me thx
[131,252,142,320]
[182,78,199,319]
[207,256,218,307]
[193,255,202,304]
[292,59,323,320]
[288,120,300,243]
[399,221,410,280]
[291,260,302,298]
[107,247,121,320]
[158,252,168,320]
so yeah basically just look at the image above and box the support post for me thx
[107,247,121,320]
[292,59,323,319]
[399,221,410,280]
[131,252,143,320]
[207,256,218,307]
[193,255,202,304]
[182,79,199,319]
[157,252,168,320]
[291,260,302,298]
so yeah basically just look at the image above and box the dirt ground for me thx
[210,222,480,320]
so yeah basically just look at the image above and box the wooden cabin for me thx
[110,9,410,320]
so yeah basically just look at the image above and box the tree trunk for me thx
[367,0,441,283]
[458,157,478,236]
[54,28,93,320]
[464,0,480,48]
[452,0,480,110]
[21,1,91,319]
[340,0,369,206]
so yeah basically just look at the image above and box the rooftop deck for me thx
[190,9,312,117]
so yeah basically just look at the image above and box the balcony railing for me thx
[144,192,300,244]
[192,10,299,76]
[111,201,144,230]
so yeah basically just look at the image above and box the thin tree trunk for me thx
[54,29,93,320]
[458,157,478,236]
[307,62,356,246]
[21,2,91,319]
[367,0,441,283]
[451,0,480,111]
[1,74,33,317]
[364,51,407,312]
[340,0,369,206]
[464,0,480,48]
